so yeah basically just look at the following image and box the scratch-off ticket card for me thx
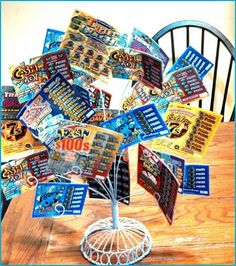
[87,85,112,108]
[1,120,45,161]
[101,103,169,150]
[17,73,95,137]
[167,46,213,79]
[60,9,122,82]
[9,59,47,103]
[32,183,88,217]
[163,66,208,104]
[122,82,150,111]
[137,144,179,224]
[41,49,72,80]
[88,149,130,205]
[152,151,185,193]
[10,50,72,104]
[141,53,163,90]
[128,28,169,70]
[42,29,64,54]
[183,165,209,196]
[47,122,123,180]
[1,86,25,120]
[108,48,163,90]
[88,109,124,126]
[152,103,222,157]
[1,151,55,200]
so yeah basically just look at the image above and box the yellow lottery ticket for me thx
[152,103,223,157]
[2,120,45,161]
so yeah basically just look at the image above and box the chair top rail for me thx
[153,20,235,59]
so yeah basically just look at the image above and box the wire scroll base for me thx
[80,217,152,265]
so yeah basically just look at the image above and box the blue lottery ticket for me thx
[182,165,209,196]
[128,28,169,70]
[72,84,90,104]
[101,103,170,150]
[71,68,95,88]
[32,182,88,217]
[42,29,64,54]
[17,73,95,137]
[167,46,213,79]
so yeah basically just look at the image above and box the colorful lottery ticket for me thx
[137,144,179,224]
[1,151,55,200]
[167,46,213,79]
[32,183,88,217]
[152,102,222,157]
[101,103,169,150]
[47,121,123,180]
[17,73,95,137]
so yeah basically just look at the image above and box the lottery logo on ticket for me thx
[1,86,24,120]
[9,59,47,103]
[88,109,123,126]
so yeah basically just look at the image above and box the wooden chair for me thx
[153,20,235,121]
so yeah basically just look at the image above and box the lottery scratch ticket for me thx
[128,28,169,70]
[32,183,88,217]
[137,144,179,224]
[17,73,95,137]
[167,46,213,79]
[10,49,72,103]
[152,102,222,157]
[47,121,123,180]
[183,165,210,196]
[1,151,55,200]
[101,103,169,150]
[60,9,122,82]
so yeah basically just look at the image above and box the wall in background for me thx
[2,1,235,109]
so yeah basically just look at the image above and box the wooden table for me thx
[2,122,234,265]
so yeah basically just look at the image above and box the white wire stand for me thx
[80,151,152,264]
[80,82,152,265]
[55,81,152,264]
[80,202,152,265]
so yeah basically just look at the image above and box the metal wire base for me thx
[80,217,152,265]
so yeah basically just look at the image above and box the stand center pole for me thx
[112,201,119,229]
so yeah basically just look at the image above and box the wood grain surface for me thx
[2,122,234,265]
